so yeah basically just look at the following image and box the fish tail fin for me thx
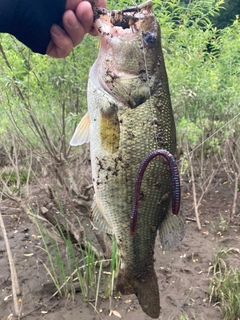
[116,268,160,318]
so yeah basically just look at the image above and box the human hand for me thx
[47,0,106,58]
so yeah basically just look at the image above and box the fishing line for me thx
[139,20,159,145]
[129,1,152,107]
[141,35,153,100]
[116,2,239,164]
[138,3,240,164]
[138,4,240,163]
[177,110,240,163]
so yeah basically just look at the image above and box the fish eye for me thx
[142,32,157,47]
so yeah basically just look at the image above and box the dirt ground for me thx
[0,172,239,320]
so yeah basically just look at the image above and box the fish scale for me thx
[70,1,185,318]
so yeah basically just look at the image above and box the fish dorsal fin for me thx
[70,112,90,146]
[159,207,186,251]
[90,196,113,234]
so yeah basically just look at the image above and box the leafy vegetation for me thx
[0,0,239,166]
[35,207,119,302]
[0,0,240,315]
[210,0,240,29]
[209,247,240,320]
[154,0,240,154]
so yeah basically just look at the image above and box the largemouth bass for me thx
[71,1,185,318]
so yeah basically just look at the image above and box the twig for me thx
[186,217,197,222]
[231,172,239,220]
[89,302,104,320]
[188,152,201,230]
[72,198,91,209]
[20,298,61,319]
[197,166,218,208]
[20,255,87,319]
[0,212,21,317]
[25,148,33,197]
[3,139,21,194]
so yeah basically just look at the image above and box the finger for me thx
[88,1,107,36]
[67,1,107,37]
[88,0,106,8]
[75,1,101,36]
[87,0,107,36]
[75,2,94,33]
[66,0,83,10]
[63,10,85,47]
[66,0,106,10]
[47,24,73,58]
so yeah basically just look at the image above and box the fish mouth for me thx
[93,1,154,36]
[91,1,159,106]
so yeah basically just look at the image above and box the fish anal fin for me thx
[90,196,113,234]
[116,268,160,319]
[70,112,90,146]
[159,207,186,251]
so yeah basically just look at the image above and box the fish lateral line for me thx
[130,149,181,236]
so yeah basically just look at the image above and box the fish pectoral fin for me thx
[159,206,186,251]
[116,268,160,318]
[70,112,90,146]
[100,104,120,153]
[90,196,113,234]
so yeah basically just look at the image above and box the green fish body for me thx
[71,1,185,318]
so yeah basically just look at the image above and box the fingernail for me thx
[52,24,64,37]
[67,18,79,28]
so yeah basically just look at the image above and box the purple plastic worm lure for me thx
[130,149,181,236]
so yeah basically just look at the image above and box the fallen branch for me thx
[0,212,21,317]
[186,217,197,222]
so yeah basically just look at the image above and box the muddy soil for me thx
[0,173,239,320]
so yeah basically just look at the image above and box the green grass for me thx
[209,248,240,320]
[34,208,120,307]
[179,313,192,320]
[0,166,30,185]
[210,213,228,232]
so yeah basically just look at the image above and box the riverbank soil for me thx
[0,173,239,320]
